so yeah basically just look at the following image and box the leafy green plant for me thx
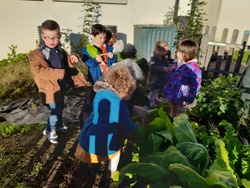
[0,122,44,138]
[79,3,102,53]
[119,111,243,187]
[0,47,37,104]
[164,0,207,45]
[0,45,27,67]
[190,74,246,127]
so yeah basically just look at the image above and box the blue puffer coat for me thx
[78,89,138,159]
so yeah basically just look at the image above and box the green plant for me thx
[164,0,207,45]
[0,122,44,138]
[0,47,38,104]
[190,74,246,127]
[119,112,242,187]
[0,60,37,104]
[79,3,102,53]
[60,28,73,52]
[0,45,27,67]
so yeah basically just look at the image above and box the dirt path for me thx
[0,123,110,188]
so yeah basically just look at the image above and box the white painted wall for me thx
[1,0,250,59]
[203,0,222,28]
[215,0,250,45]
[203,0,250,45]
[0,0,175,59]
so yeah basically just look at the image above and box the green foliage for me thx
[164,0,207,45]
[191,74,246,126]
[182,0,207,44]
[0,122,44,138]
[79,3,102,51]
[119,106,249,187]
[206,139,238,188]
[0,47,37,104]
[169,163,209,188]
[0,45,27,67]
[175,142,209,175]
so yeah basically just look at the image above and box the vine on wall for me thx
[164,0,207,45]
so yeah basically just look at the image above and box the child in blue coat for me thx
[81,24,118,84]
[75,66,140,183]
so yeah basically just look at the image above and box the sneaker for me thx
[43,129,58,144]
[56,125,68,133]
[47,131,58,144]
[43,129,58,139]
[43,129,49,136]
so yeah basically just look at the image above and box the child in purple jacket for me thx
[163,39,202,118]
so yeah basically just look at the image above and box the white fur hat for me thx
[111,58,144,82]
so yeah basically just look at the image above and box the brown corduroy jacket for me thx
[28,48,89,104]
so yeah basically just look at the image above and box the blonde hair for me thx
[176,39,198,62]
[104,67,136,99]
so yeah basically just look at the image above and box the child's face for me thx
[176,51,184,62]
[41,29,60,49]
[92,32,106,48]
[156,44,168,56]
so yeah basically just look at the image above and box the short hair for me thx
[103,67,136,99]
[41,20,60,32]
[91,24,107,36]
[105,29,112,43]
[176,39,198,62]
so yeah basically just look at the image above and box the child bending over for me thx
[75,67,141,185]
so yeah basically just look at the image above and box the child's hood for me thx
[92,87,121,124]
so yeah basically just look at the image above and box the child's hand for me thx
[133,105,149,120]
[96,55,103,62]
[106,52,114,59]
[70,53,79,64]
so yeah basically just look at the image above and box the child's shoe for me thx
[43,129,58,144]
[48,131,58,144]
[56,125,68,133]
[43,129,49,136]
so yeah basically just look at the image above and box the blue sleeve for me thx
[119,101,138,136]
[82,47,100,68]
[109,54,118,65]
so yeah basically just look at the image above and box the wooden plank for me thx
[241,30,250,44]
[235,41,246,73]
[203,26,217,69]
[225,29,239,72]
[212,28,227,78]
[199,34,209,68]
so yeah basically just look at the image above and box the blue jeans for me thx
[46,101,64,132]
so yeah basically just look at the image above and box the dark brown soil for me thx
[0,123,120,188]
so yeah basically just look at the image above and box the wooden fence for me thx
[199,26,250,78]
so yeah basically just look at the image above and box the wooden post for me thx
[225,29,239,73]
[235,41,246,73]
